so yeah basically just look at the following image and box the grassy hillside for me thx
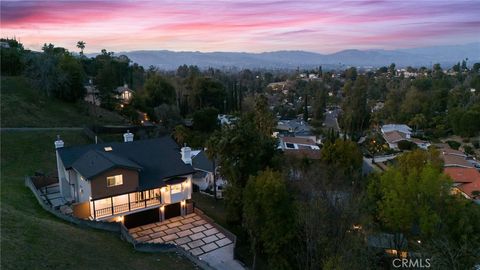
[1,76,127,127]
[0,131,195,270]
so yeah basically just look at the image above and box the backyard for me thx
[0,130,196,270]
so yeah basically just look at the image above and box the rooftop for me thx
[57,136,195,190]
[444,167,480,199]
[382,130,406,144]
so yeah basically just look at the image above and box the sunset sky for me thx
[2,0,479,53]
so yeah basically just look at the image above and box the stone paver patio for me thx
[129,213,233,257]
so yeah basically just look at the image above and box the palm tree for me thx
[76,41,86,56]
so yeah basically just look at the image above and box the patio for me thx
[129,213,232,256]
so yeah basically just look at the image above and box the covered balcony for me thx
[90,188,161,220]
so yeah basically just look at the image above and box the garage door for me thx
[164,202,181,220]
[124,208,159,229]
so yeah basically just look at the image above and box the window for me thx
[170,184,182,194]
[107,175,123,187]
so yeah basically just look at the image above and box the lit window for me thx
[107,175,123,187]
[170,184,182,194]
[104,146,113,152]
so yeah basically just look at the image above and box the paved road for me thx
[1,127,83,131]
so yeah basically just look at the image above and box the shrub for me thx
[447,140,461,150]
[473,140,480,149]
[398,140,417,151]
[463,145,474,155]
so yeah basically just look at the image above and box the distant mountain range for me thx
[88,43,480,70]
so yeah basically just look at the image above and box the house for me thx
[54,133,196,226]
[115,84,134,103]
[218,114,237,126]
[276,119,315,141]
[381,124,430,150]
[188,149,225,196]
[279,136,320,151]
[440,147,474,168]
[367,233,408,258]
[444,167,480,202]
[267,81,288,92]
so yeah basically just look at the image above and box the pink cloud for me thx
[1,0,479,53]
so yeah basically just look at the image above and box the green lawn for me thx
[0,131,196,270]
[1,76,126,127]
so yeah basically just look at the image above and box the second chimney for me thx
[181,146,192,165]
[123,130,134,142]
[54,135,64,149]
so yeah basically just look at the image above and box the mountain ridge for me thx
[87,43,480,70]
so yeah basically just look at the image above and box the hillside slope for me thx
[0,131,195,270]
[1,76,127,127]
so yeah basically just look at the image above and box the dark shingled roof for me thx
[72,150,142,179]
[192,151,214,172]
[57,137,195,190]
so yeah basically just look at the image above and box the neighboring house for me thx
[444,167,480,203]
[267,81,288,92]
[279,136,320,151]
[381,124,430,150]
[218,114,237,126]
[54,133,195,226]
[188,149,225,196]
[115,84,134,103]
[440,148,474,168]
[367,233,408,258]
[277,119,315,141]
[0,41,10,48]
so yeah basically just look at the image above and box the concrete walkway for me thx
[129,213,244,270]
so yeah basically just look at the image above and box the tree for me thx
[144,74,176,107]
[154,104,182,130]
[0,38,25,75]
[321,139,363,183]
[192,107,219,133]
[253,95,276,137]
[368,149,450,238]
[243,169,294,269]
[56,53,86,102]
[191,77,226,111]
[76,41,86,56]
[341,75,369,138]
[173,125,190,146]
[206,112,277,223]
[397,140,417,151]
[409,113,427,131]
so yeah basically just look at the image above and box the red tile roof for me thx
[444,167,480,199]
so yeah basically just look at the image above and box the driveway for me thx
[129,213,244,270]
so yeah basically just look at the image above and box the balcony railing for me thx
[93,196,161,219]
